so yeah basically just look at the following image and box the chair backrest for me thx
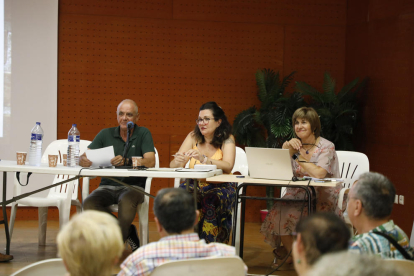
[154,147,160,168]
[41,139,91,200]
[232,147,248,176]
[383,259,414,276]
[411,220,414,248]
[336,151,369,188]
[150,256,245,276]
[10,258,66,276]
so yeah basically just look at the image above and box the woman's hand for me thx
[284,138,302,151]
[185,149,203,162]
[173,152,189,164]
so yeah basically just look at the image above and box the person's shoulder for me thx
[122,242,156,263]
[207,242,237,254]
[319,137,335,149]
[96,126,117,135]
[185,131,197,143]
[224,134,235,144]
[135,126,151,133]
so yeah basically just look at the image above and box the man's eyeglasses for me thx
[196,117,215,125]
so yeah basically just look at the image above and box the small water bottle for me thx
[28,122,44,166]
[67,124,80,167]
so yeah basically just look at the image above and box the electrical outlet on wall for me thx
[399,195,404,205]
[395,195,398,204]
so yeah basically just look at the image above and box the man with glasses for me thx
[80,99,155,252]
[347,172,414,259]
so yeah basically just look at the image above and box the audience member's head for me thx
[57,210,123,276]
[306,251,403,276]
[153,188,198,236]
[347,172,395,234]
[292,212,350,276]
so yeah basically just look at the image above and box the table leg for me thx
[232,184,242,247]
[2,172,10,255]
[310,187,317,213]
[239,185,247,259]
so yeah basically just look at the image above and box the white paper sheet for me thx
[85,146,115,167]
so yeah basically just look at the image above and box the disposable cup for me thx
[16,152,27,165]
[48,155,58,167]
[132,156,142,169]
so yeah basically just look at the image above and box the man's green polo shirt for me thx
[88,124,155,187]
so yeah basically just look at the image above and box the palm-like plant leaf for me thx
[233,107,265,147]
[295,81,325,103]
[300,73,366,150]
[233,69,298,149]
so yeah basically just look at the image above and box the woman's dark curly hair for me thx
[193,102,232,148]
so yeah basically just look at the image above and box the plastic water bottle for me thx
[28,122,44,166]
[67,124,80,167]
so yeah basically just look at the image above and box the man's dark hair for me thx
[193,101,232,148]
[353,172,395,219]
[153,188,196,234]
[296,212,350,265]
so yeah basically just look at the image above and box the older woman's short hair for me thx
[57,210,124,276]
[307,252,402,276]
[292,107,321,138]
[296,212,350,265]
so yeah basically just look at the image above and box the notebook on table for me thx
[245,147,294,180]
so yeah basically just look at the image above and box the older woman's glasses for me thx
[196,117,215,125]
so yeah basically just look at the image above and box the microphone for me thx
[122,121,134,165]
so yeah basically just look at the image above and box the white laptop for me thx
[245,147,294,180]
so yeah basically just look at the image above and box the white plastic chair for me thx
[173,146,248,255]
[9,139,91,245]
[10,258,66,276]
[336,151,370,210]
[105,147,159,246]
[383,259,414,276]
[150,256,246,276]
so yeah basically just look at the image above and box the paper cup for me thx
[16,152,27,165]
[63,154,67,166]
[132,156,142,169]
[48,155,58,167]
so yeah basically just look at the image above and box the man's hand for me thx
[79,153,93,167]
[111,155,125,166]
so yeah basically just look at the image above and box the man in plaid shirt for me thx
[347,172,414,259]
[118,188,247,276]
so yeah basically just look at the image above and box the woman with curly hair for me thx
[170,102,236,243]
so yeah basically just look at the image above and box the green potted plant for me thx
[295,72,367,150]
[233,70,367,217]
[233,69,304,211]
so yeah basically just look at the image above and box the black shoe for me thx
[127,224,140,251]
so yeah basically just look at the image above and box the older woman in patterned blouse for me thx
[260,107,343,268]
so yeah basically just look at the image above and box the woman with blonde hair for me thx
[57,210,124,276]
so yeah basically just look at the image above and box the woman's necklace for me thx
[302,140,317,154]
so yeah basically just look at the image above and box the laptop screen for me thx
[245,147,294,180]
